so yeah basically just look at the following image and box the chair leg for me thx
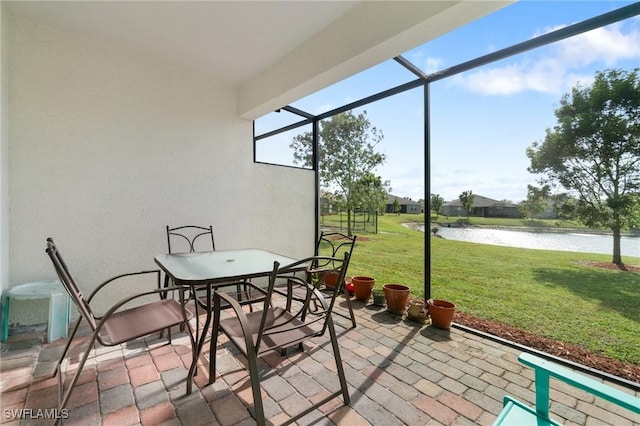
[342,285,357,329]
[280,317,351,426]
[53,317,83,378]
[285,279,294,312]
[239,281,255,312]
[159,275,175,338]
[160,274,170,300]
[58,329,101,414]
[209,310,221,385]
[179,288,193,333]
[186,287,212,394]
[327,315,350,405]
[246,347,266,426]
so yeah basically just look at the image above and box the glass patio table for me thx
[154,249,303,393]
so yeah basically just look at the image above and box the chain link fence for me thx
[320,211,379,234]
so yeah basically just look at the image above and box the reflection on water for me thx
[423,226,640,257]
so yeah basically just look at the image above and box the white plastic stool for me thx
[1,280,71,343]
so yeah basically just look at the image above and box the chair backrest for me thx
[45,238,97,330]
[315,231,357,261]
[255,252,350,350]
[166,225,216,253]
[315,232,356,291]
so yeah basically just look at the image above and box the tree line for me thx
[293,69,639,265]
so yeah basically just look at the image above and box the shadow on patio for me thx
[1,299,638,426]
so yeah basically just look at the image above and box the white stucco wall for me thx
[6,17,314,325]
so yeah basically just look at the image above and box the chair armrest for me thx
[86,270,162,303]
[309,286,328,310]
[518,353,640,416]
[214,291,246,317]
[285,275,329,316]
[213,291,255,349]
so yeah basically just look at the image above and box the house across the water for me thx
[386,194,422,214]
[441,194,521,218]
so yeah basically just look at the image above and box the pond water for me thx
[419,225,640,258]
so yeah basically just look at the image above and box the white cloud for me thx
[456,21,640,96]
[403,50,446,75]
[556,22,640,66]
[423,57,444,74]
[456,62,562,95]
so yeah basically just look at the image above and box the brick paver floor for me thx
[1,299,639,425]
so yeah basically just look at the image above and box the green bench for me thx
[493,352,640,425]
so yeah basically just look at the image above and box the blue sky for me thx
[255,1,640,203]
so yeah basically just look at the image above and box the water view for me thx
[420,225,640,258]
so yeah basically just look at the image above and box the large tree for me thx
[290,111,385,235]
[527,68,640,264]
[354,172,390,222]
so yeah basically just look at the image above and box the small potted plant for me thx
[372,288,385,306]
[407,298,429,324]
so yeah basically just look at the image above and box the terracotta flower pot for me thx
[383,284,410,314]
[352,276,375,301]
[427,299,456,329]
[322,271,340,289]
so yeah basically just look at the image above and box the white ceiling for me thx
[4,1,360,86]
[4,1,512,118]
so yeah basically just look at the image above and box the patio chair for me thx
[493,352,640,425]
[276,231,357,329]
[45,238,193,416]
[210,253,351,426]
[164,225,265,312]
[315,232,357,327]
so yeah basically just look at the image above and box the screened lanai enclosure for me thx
[2,0,639,394]
[254,2,640,301]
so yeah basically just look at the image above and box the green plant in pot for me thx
[407,298,429,324]
[372,288,385,306]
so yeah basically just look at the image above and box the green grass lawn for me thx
[323,213,640,365]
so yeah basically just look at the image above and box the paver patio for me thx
[1,299,639,425]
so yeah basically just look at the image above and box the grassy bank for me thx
[324,214,640,365]
[431,215,589,229]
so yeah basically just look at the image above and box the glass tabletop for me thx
[154,248,301,285]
